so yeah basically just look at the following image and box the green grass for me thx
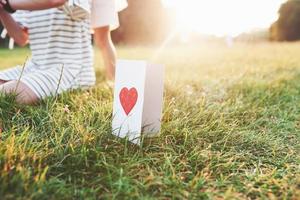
[0,42,299,199]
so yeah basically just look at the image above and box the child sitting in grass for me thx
[0,0,95,105]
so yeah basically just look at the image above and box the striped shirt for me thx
[0,5,95,99]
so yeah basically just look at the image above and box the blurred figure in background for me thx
[91,0,127,80]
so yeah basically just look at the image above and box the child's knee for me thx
[0,81,16,94]
[0,81,39,105]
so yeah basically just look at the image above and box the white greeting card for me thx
[112,60,164,145]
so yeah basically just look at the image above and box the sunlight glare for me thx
[163,0,286,37]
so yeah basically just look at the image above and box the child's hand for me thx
[0,0,7,6]
[0,0,15,14]
[0,0,7,9]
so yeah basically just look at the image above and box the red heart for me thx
[119,87,138,115]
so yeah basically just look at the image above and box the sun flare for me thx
[163,0,286,37]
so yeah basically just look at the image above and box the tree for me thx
[270,0,300,41]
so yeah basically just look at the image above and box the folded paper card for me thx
[112,60,164,145]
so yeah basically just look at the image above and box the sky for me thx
[162,0,286,37]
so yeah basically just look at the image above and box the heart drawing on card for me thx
[119,87,138,115]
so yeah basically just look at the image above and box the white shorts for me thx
[91,0,127,30]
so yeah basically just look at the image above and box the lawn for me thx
[0,42,299,199]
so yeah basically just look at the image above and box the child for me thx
[91,0,127,80]
[0,0,95,104]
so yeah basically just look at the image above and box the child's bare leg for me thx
[94,26,116,80]
[0,80,39,104]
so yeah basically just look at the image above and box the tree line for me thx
[270,0,300,41]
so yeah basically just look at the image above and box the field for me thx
[0,42,299,199]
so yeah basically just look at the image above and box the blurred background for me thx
[1,0,300,47]
[112,0,299,45]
